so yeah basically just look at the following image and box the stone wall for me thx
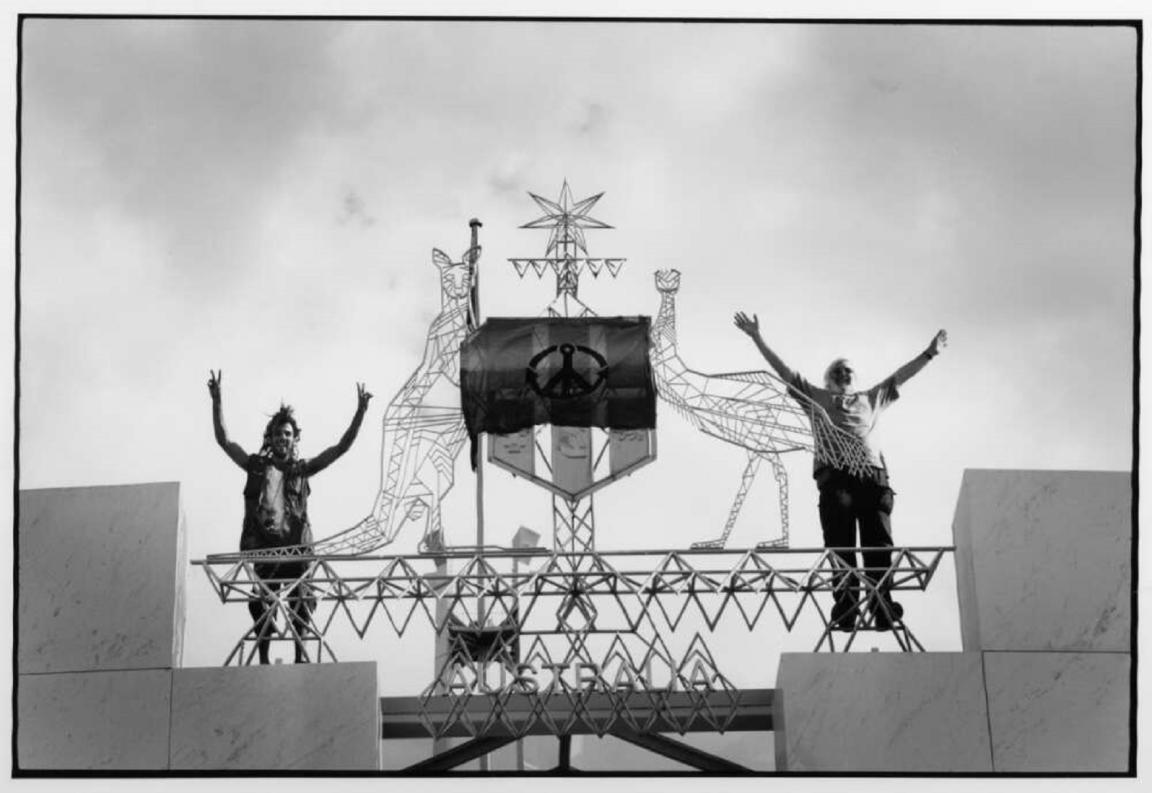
[15,482,380,771]
[775,469,1131,773]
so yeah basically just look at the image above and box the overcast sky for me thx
[18,17,1136,719]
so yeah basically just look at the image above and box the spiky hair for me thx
[259,403,301,458]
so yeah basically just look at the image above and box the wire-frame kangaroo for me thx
[297,227,480,556]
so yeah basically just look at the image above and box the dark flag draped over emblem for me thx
[460,316,656,464]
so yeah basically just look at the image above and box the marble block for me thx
[17,669,173,770]
[984,651,1130,772]
[18,482,187,674]
[953,469,1130,652]
[170,662,379,770]
[774,652,992,772]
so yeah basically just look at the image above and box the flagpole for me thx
[467,219,490,772]
[468,218,485,551]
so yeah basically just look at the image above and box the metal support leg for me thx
[609,726,751,772]
[558,735,572,771]
[405,735,516,772]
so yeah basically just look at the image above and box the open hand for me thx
[734,311,760,338]
[207,369,222,401]
[927,329,948,356]
[356,382,373,411]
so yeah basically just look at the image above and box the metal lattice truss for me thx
[196,546,951,663]
[420,630,746,740]
[651,269,880,551]
[510,257,626,280]
[515,180,625,319]
[552,494,597,555]
[196,545,950,736]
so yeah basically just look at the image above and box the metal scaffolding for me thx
[197,546,952,660]
[197,184,955,771]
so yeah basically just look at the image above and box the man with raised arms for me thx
[208,370,372,663]
[733,314,946,631]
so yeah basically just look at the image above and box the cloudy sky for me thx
[17,15,1136,750]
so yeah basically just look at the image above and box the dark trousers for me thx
[816,468,895,596]
[249,561,316,663]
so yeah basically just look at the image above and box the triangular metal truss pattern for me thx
[197,545,953,730]
[200,549,948,634]
[509,258,627,281]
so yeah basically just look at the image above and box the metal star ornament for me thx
[520,181,613,256]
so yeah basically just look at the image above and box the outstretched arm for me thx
[889,330,948,387]
[734,311,797,383]
[305,383,373,476]
[208,370,249,469]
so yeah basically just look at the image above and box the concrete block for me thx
[984,651,1130,772]
[170,662,379,770]
[18,482,187,674]
[17,669,172,770]
[953,469,1130,652]
[774,652,992,772]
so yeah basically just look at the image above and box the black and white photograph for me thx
[10,5,1141,780]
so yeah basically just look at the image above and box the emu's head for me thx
[654,269,682,294]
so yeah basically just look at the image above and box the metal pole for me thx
[512,551,524,773]
[435,218,483,767]
[476,436,485,549]
[431,552,449,760]
[558,735,572,771]
[475,439,487,773]
[468,218,489,772]
[510,526,538,772]
[469,218,485,551]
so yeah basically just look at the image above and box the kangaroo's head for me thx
[432,247,476,301]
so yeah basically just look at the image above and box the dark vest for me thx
[240,455,313,551]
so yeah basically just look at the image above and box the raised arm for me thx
[208,370,249,469]
[734,311,797,383]
[305,383,373,476]
[889,329,947,387]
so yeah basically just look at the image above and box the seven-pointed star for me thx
[520,180,613,256]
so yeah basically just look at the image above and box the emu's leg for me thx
[691,452,762,550]
[755,453,791,550]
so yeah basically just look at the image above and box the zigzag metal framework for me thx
[651,268,883,550]
[195,545,953,734]
[197,547,950,654]
[420,631,743,740]
[196,188,953,764]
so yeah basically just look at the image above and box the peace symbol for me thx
[526,343,608,399]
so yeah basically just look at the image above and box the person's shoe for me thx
[870,596,904,631]
[830,593,859,631]
[419,529,447,555]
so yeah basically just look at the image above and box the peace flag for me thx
[459,316,657,445]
